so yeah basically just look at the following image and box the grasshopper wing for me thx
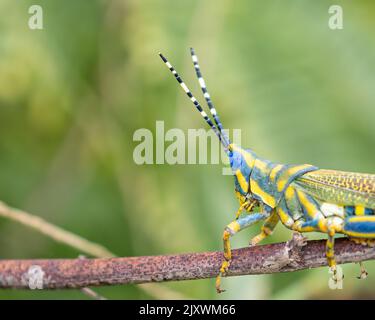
[294,169,375,208]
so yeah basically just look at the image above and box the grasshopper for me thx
[159,48,375,293]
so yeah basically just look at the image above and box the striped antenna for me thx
[190,48,231,146]
[159,52,229,148]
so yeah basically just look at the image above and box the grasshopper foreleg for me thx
[216,212,269,293]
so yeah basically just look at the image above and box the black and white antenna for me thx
[190,48,230,147]
[159,50,231,149]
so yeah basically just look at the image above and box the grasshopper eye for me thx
[229,155,234,167]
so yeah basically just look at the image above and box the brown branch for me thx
[0,200,188,299]
[0,237,374,289]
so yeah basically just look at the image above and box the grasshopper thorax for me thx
[229,143,318,213]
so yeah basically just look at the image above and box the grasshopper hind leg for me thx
[343,215,375,279]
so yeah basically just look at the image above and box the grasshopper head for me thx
[228,144,257,197]
[159,49,257,208]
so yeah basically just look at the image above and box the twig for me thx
[0,201,114,258]
[0,201,188,299]
[0,238,374,289]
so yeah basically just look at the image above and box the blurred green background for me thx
[0,0,374,299]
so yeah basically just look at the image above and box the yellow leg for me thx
[326,228,341,282]
[348,240,371,279]
[234,199,257,220]
[215,213,268,293]
[249,210,279,246]
[234,202,247,220]
[215,227,233,293]
[292,219,321,233]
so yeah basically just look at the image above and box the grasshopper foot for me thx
[249,233,266,247]
[290,232,308,248]
[215,260,230,294]
[357,262,368,280]
[329,265,344,284]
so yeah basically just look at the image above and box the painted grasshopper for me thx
[159,48,375,293]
